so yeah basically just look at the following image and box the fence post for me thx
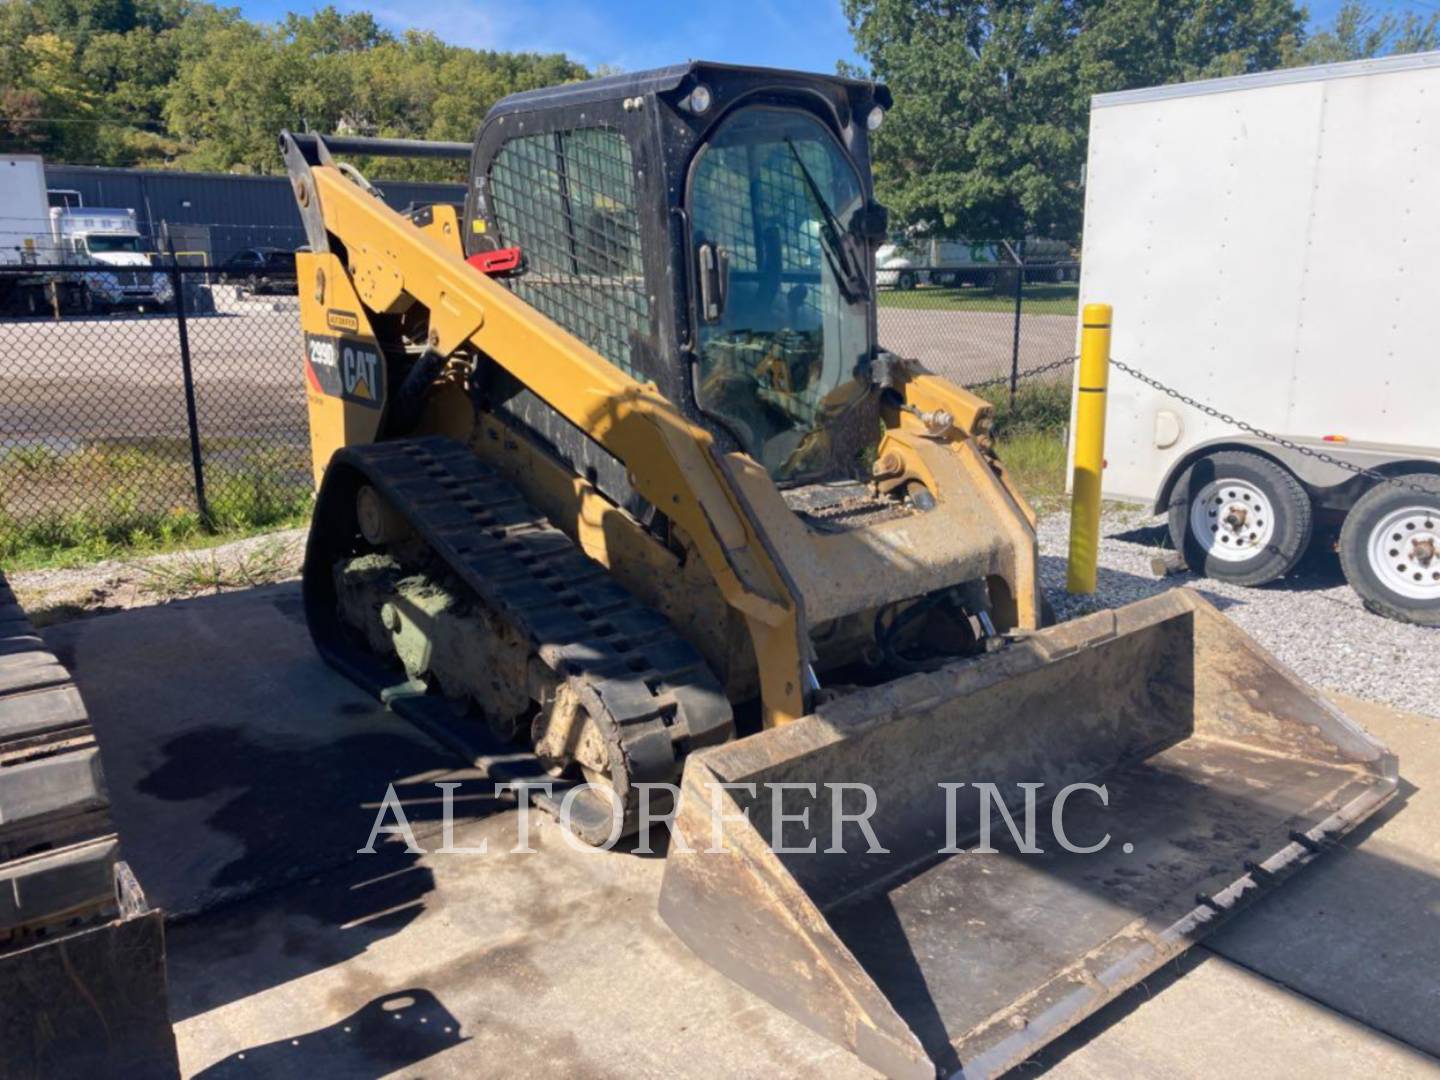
[166,244,210,526]
[1007,237,1025,408]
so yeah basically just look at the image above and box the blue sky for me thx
[234,0,1438,74]
[235,0,864,73]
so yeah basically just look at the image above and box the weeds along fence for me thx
[0,256,1079,561]
[0,263,310,561]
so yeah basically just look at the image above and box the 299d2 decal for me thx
[304,331,384,409]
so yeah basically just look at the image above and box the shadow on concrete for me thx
[166,839,439,1022]
[133,720,499,910]
[41,583,508,920]
[191,988,465,1079]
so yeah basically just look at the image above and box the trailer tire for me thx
[1338,474,1440,626]
[1168,451,1312,586]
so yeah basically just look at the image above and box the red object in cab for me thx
[466,247,523,276]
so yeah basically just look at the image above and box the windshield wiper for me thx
[784,138,870,305]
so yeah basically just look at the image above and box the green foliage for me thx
[984,381,1073,504]
[994,427,1068,503]
[0,441,312,569]
[845,0,1437,243]
[986,378,1072,439]
[878,281,1078,314]
[1298,0,1439,63]
[0,1,587,173]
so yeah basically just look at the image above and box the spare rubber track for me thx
[0,573,118,939]
[0,571,179,1078]
[304,436,734,837]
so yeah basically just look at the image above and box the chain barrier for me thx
[1109,358,1436,498]
[963,354,1076,391]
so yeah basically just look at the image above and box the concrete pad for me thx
[1035,949,1436,1078]
[169,814,872,1079]
[1204,694,1440,1057]
[44,585,867,1077]
[41,585,1440,1077]
[42,584,475,916]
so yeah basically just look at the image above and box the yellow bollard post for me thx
[1067,303,1112,594]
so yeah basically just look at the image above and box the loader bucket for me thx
[658,589,1397,1079]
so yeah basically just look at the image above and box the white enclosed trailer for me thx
[0,154,51,266]
[0,154,93,315]
[1075,51,1440,624]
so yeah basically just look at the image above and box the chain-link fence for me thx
[1,262,309,559]
[2,252,1083,559]
[877,260,1080,398]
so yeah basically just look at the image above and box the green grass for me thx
[986,380,1072,507]
[878,282,1079,315]
[995,429,1068,506]
[135,536,301,602]
[0,442,312,571]
[987,379,1071,437]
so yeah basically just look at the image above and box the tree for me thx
[845,0,1308,243]
[1299,0,1439,63]
[0,0,588,173]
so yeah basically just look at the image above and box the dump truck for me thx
[283,63,1398,1079]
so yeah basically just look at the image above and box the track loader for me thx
[284,63,1398,1079]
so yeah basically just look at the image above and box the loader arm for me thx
[291,152,811,724]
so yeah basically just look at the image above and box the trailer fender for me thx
[1153,436,1440,515]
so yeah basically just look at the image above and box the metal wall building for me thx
[43,164,465,265]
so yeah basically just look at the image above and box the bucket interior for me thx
[672,592,1395,1077]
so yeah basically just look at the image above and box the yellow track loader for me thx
[283,63,1397,1079]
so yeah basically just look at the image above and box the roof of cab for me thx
[488,60,890,117]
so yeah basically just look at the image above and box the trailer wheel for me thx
[1338,474,1440,625]
[1168,451,1312,586]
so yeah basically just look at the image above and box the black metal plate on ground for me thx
[0,570,179,1079]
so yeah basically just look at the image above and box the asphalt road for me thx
[0,303,304,446]
[879,307,1075,387]
[0,304,1072,449]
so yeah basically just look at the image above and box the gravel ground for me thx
[1037,507,1440,720]
[12,504,1435,720]
[9,528,305,626]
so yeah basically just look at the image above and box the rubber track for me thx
[0,573,121,940]
[311,437,734,832]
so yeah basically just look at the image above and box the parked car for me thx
[218,248,297,294]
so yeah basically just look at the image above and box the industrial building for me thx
[42,164,465,266]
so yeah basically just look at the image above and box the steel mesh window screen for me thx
[487,127,650,378]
